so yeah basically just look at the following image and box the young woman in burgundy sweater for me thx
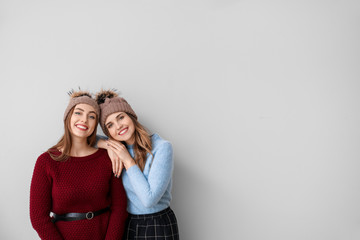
[95,90,179,240]
[30,90,128,240]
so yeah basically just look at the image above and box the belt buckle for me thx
[86,211,94,220]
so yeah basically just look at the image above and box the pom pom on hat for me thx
[95,89,118,105]
[67,89,93,99]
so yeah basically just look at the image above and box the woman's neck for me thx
[70,136,95,157]
[125,135,135,145]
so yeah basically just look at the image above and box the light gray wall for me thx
[1,1,360,239]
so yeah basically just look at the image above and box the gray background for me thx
[1,1,360,239]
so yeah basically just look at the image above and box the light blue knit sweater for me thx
[122,133,174,214]
[97,133,174,214]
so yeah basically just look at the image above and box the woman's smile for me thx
[118,127,128,135]
[75,124,88,131]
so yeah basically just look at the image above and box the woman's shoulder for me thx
[96,148,108,157]
[35,151,56,167]
[38,150,56,160]
[93,148,111,163]
[36,149,108,163]
[151,133,172,151]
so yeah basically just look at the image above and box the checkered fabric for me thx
[123,207,179,240]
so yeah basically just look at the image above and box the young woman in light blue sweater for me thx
[95,90,179,240]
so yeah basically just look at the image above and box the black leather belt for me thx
[51,206,110,223]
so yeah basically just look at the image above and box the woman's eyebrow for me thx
[76,108,96,115]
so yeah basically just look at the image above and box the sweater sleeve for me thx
[30,154,64,240]
[126,141,173,208]
[105,175,128,239]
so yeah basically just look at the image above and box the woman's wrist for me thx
[124,157,136,170]
[97,139,108,149]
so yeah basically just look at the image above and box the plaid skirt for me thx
[122,207,179,240]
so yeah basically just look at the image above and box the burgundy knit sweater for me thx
[30,149,128,240]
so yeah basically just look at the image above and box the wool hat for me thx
[95,90,137,135]
[63,90,100,121]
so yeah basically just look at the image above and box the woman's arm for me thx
[30,155,64,240]
[108,141,174,208]
[105,175,128,239]
[96,135,108,149]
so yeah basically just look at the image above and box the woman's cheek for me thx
[111,129,116,138]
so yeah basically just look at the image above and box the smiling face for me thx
[105,112,135,145]
[69,103,97,139]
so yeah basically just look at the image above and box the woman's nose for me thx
[81,114,88,123]
[114,121,121,129]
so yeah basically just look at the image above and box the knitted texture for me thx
[99,97,137,135]
[123,133,174,214]
[63,95,100,121]
[30,149,128,240]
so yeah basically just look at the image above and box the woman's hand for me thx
[107,147,124,177]
[106,140,136,170]
[98,139,123,177]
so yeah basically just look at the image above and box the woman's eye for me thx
[89,115,96,120]
[119,116,124,120]
[74,112,81,115]
[107,124,113,129]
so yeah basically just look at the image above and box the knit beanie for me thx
[63,90,100,121]
[95,90,137,135]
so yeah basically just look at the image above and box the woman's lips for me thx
[75,124,88,131]
[118,127,128,135]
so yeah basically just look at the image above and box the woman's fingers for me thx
[114,156,119,177]
[107,148,120,176]
[111,158,116,174]
[117,161,124,177]
[107,140,125,150]
[105,144,128,177]
[108,144,122,155]
[107,143,135,171]
[106,148,116,173]
[108,146,124,177]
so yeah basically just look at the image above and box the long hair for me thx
[48,106,98,162]
[129,114,153,171]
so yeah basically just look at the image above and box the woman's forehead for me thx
[75,103,96,112]
[106,112,126,122]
